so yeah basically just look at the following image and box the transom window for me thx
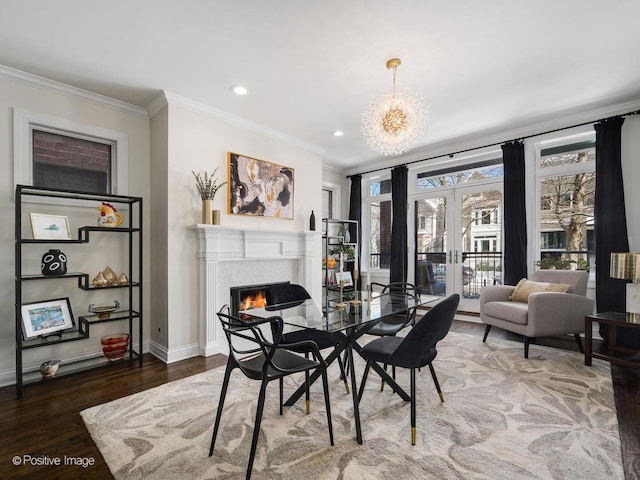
[32,129,112,194]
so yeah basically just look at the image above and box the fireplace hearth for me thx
[230,281,290,316]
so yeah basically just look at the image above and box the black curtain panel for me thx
[390,165,408,284]
[501,141,528,286]
[348,174,362,286]
[594,117,638,347]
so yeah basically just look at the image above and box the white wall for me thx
[622,115,640,251]
[322,166,350,219]
[149,97,324,362]
[0,71,151,385]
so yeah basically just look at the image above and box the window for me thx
[14,109,128,196]
[417,161,503,191]
[322,188,333,219]
[32,129,112,193]
[367,178,392,269]
[536,133,595,273]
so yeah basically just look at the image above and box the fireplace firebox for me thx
[230,281,290,316]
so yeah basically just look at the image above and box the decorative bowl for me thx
[101,333,130,361]
[89,301,120,319]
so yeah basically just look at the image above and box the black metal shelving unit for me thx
[322,218,358,313]
[14,184,143,398]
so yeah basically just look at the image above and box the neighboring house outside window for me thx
[535,132,595,274]
[367,177,392,270]
[32,129,112,194]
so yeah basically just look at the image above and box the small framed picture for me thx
[29,213,71,240]
[335,271,353,287]
[21,297,75,340]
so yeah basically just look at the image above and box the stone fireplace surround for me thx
[190,225,317,356]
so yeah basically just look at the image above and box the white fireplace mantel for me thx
[189,224,318,356]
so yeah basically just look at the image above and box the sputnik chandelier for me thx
[361,58,428,157]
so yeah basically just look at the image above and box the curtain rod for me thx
[347,109,640,178]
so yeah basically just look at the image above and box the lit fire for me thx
[240,291,267,311]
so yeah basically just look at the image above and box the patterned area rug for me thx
[81,331,623,479]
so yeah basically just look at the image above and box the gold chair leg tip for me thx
[438,392,444,402]
[306,400,310,414]
[411,427,416,445]
[344,383,350,394]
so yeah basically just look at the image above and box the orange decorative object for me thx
[324,258,336,269]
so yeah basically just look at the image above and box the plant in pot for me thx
[193,167,227,224]
[536,253,572,270]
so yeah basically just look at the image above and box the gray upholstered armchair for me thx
[480,270,594,358]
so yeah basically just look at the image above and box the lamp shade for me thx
[610,252,640,282]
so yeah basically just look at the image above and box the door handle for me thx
[448,250,452,264]
[455,250,459,263]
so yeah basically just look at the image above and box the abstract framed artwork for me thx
[227,152,294,219]
[21,297,75,340]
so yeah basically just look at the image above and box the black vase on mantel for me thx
[309,210,316,231]
[41,249,67,276]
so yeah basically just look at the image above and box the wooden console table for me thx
[585,312,640,368]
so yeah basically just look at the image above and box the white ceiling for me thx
[1,1,639,170]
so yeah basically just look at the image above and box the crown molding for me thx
[0,64,148,118]
[157,90,326,156]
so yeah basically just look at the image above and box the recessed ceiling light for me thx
[230,85,248,95]
[333,130,344,137]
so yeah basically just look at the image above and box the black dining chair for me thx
[209,305,334,480]
[357,293,460,445]
[265,283,350,413]
[363,282,421,390]
[367,282,421,336]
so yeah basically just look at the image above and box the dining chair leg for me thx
[357,360,372,404]
[305,371,310,414]
[428,363,444,402]
[209,362,233,457]
[279,377,284,415]
[410,368,416,445]
[336,353,350,394]
[246,379,268,480]
[320,365,335,446]
[380,363,387,392]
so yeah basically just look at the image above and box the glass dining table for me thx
[241,290,439,444]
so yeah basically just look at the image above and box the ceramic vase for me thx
[41,249,67,276]
[338,224,350,243]
[202,199,213,224]
[212,209,221,225]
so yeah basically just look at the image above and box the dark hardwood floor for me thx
[0,321,637,480]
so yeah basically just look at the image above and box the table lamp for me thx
[610,252,640,323]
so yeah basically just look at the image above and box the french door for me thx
[410,182,503,313]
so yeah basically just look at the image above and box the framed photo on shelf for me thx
[21,297,75,340]
[227,152,294,220]
[29,213,71,240]
[335,271,353,287]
